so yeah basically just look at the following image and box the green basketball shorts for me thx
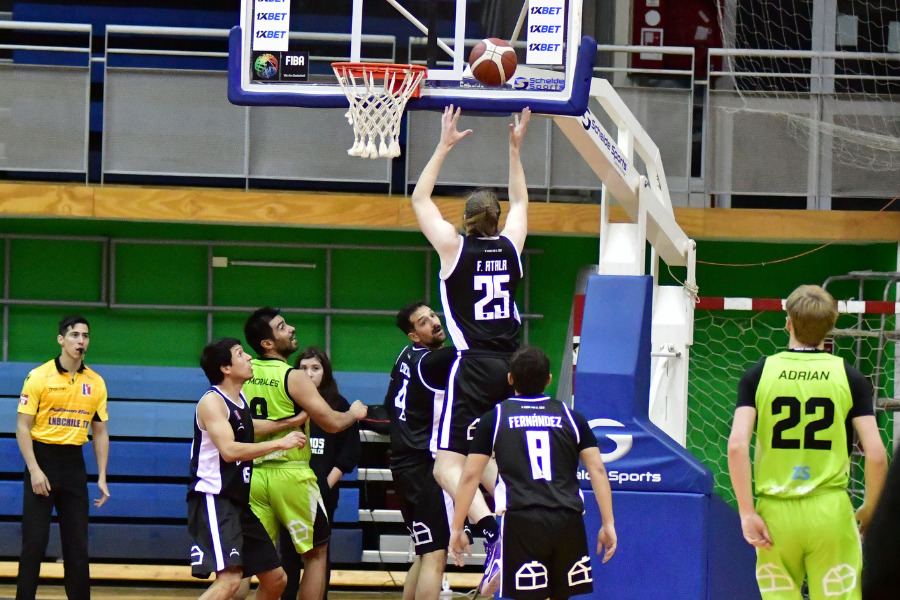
[249,466,329,555]
[755,490,861,600]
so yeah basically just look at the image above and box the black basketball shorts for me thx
[187,492,281,579]
[436,351,514,454]
[500,508,593,600]
[391,459,452,555]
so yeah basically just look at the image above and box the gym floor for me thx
[0,585,408,600]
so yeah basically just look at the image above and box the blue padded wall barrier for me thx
[574,274,759,600]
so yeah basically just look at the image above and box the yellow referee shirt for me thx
[17,357,109,446]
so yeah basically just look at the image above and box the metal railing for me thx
[0,22,897,205]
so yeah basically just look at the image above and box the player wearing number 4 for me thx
[241,308,368,600]
[385,301,461,600]
[727,284,887,600]
[411,105,531,590]
[449,345,617,600]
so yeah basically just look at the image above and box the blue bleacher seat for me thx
[0,362,374,563]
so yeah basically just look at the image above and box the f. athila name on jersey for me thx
[508,414,563,428]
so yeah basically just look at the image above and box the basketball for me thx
[468,38,517,86]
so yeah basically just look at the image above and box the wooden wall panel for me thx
[1,183,898,242]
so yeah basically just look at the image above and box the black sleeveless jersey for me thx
[384,345,456,468]
[188,387,254,503]
[440,234,522,352]
[470,395,597,513]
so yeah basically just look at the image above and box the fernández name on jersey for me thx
[508,414,563,428]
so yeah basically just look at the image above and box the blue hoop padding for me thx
[228,27,596,116]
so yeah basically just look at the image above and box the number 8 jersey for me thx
[470,395,597,514]
[440,235,522,352]
[738,350,874,498]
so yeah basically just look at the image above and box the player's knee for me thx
[422,549,447,572]
[258,568,287,596]
[215,569,244,599]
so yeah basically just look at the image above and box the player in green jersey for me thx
[242,307,368,600]
[727,284,887,600]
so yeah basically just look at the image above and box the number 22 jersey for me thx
[440,234,522,353]
[737,349,874,498]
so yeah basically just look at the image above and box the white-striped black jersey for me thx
[383,345,456,468]
[440,235,522,352]
[188,386,254,503]
[470,395,597,514]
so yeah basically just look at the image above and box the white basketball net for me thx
[332,63,427,159]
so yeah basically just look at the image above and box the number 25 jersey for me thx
[440,234,522,353]
[738,350,874,498]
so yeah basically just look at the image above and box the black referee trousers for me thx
[17,441,90,600]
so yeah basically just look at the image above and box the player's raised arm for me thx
[286,369,367,433]
[198,391,305,462]
[501,107,531,253]
[411,105,471,266]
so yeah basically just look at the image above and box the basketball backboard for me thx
[228,0,595,116]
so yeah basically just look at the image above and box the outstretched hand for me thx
[509,107,531,151]
[439,105,473,150]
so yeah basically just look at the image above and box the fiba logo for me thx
[587,418,633,463]
[254,53,279,79]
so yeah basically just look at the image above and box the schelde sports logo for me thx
[580,110,628,175]
[511,76,566,91]
[585,418,662,485]
[588,418,632,462]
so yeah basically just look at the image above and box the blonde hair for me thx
[785,284,838,346]
[462,189,500,237]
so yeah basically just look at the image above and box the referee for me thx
[15,315,110,600]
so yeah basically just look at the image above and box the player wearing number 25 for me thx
[411,106,531,554]
[727,284,887,600]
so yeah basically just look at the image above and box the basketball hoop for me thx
[332,62,427,159]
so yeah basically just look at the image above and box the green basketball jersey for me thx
[243,357,312,467]
[753,351,853,498]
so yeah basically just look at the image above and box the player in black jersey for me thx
[448,346,617,600]
[188,338,307,600]
[385,301,460,600]
[411,105,532,576]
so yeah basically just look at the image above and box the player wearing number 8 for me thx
[448,345,617,600]
[411,105,531,575]
[727,284,887,600]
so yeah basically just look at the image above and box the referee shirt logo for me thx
[82,383,92,396]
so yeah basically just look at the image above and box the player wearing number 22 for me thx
[727,284,887,600]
